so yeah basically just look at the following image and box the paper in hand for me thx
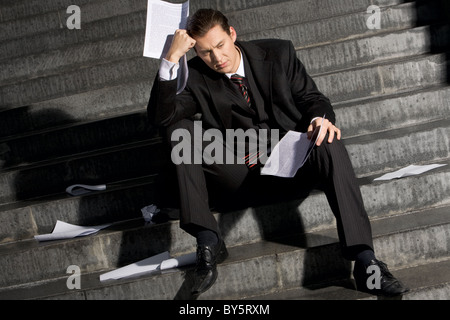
[143,0,189,94]
[261,116,325,178]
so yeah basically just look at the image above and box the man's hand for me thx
[165,29,196,63]
[307,117,341,146]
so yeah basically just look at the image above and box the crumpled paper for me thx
[141,204,161,224]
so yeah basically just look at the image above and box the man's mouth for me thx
[216,61,228,70]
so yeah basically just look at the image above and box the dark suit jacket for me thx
[148,39,335,133]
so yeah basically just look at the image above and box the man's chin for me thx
[215,67,233,74]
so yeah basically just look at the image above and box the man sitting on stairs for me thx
[147,8,409,297]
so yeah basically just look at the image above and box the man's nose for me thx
[211,50,221,63]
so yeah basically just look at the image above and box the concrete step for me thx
[1,155,448,246]
[2,22,448,137]
[238,1,416,47]
[0,0,147,42]
[227,0,413,39]
[0,111,156,169]
[0,156,448,273]
[1,44,447,115]
[1,0,436,85]
[0,0,404,42]
[0,55,160,110]
[0,174,161,244]
[2,82,448,171]
[0,81,151,137]
[2,77,448,150]
[3,22,449,88]
[0,32,145,86]
[0,0,92,22]
[1,0,448,302]
[0,137,165,204]
[239,0,450,48]
[1,114,448,204]
[0,0,387,60]
[0,0,430,79]
[315,52,449,104]
[0,204,448,299]
[298,24,450,76]
[0,0,224,22]
[345,118,450,177]
[0,10,147,62]
[246,257,450,300]
[334,85,450,138]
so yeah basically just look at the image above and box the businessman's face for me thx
[194,25,240,74]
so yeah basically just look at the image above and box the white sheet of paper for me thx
[100,251,170,281]
[34,220,112,242]
[374,164,447,181]
[160,252,196,270]
[143,0,189,58]
[143,0,189,94]
[99,251,196,281]
[261,116,325,177]
[141,204,160,224]
[66,184,106,196]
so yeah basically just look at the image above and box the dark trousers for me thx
[166,119,374,260]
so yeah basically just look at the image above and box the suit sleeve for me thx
[286,41,336,125]
[147,73,198,127]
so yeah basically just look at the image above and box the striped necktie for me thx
[230,74,251,107]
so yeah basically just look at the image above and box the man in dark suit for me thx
[148,8,408,297]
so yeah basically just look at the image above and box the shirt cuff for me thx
[159,58,180,81]
[310,116,321,124]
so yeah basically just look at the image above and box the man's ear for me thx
[230,26,237,42]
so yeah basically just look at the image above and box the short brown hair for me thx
[187,9,231,38]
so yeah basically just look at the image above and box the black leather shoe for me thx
[353,259,409,297]
[191,239,228,296]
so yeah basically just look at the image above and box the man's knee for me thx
[166,118,196,140]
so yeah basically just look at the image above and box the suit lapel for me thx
[203,73,234,129]
[200,41,273,129]
[239,41,273,113]
[203,70,256,129]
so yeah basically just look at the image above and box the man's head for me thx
[187,9,240,74]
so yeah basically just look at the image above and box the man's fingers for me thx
[316,127,327,146]
[308,118,342,146]
[166,30,196,63]
[326,127,335,144]
[325,125,341,144]
[307,124,314,140]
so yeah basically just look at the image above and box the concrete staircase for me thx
[0,0,449,300]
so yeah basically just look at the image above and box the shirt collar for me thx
[226,46,245,78]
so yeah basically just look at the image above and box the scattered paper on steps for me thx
[99,251,197,281]
[34,220,112,242]
[141,204,160,224]
[66,184,106,196]
[373,164,447,181]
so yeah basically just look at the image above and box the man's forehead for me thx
[196,38,225,51]
[194,25,230,46]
